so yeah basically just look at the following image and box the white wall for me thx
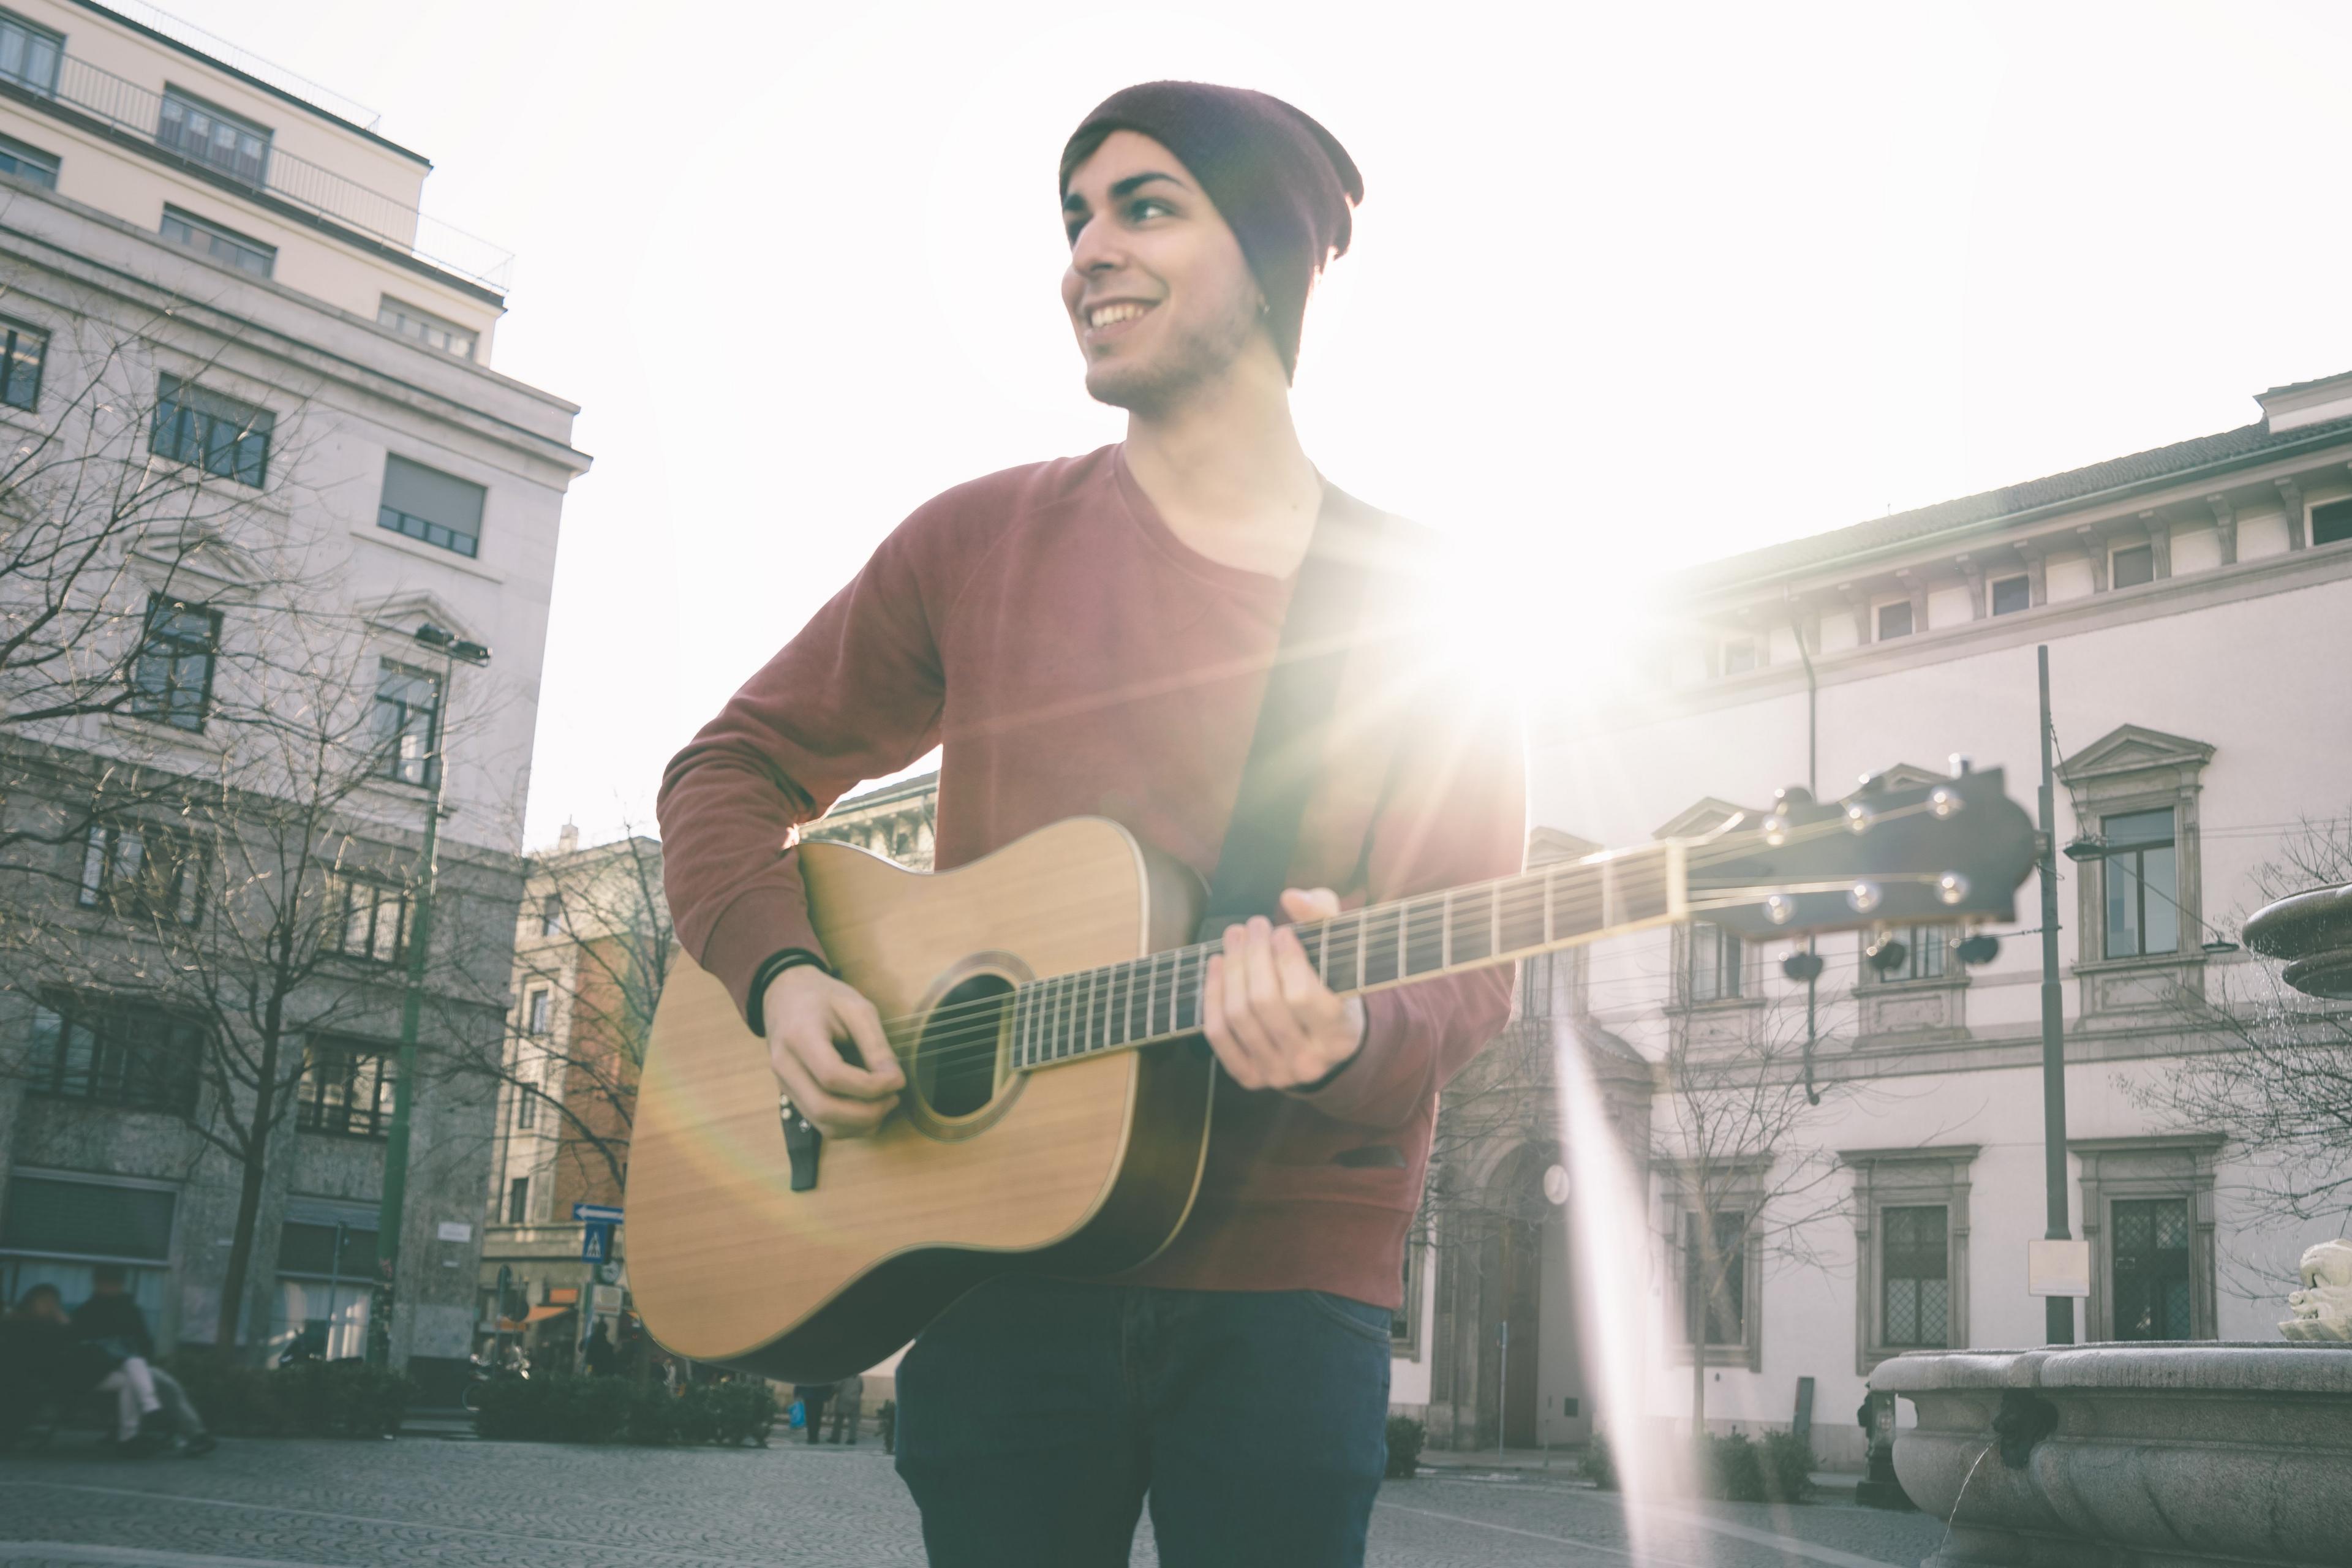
[1525,556,2352,1444]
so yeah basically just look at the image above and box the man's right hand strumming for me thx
[763,965,905,1137]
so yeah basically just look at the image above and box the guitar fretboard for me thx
[1008,843,1682,1071]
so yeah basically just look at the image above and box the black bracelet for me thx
[745,948,831,1037]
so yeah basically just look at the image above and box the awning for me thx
[519,1304,573,1324]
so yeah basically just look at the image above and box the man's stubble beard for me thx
[1084,287,1261,418]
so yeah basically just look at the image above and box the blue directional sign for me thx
[573,1203,624,1223]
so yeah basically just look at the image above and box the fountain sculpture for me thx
[1869,881,2352,1567]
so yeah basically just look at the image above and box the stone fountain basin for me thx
[1871,1343,2352,1567]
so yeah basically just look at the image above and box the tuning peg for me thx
[1844,801,1875,834]
[1856,771,1892,795]
[1928,785,1964,818]
[1936,872,1970,906]
[1948,753,1973,777]
[1762,893,1796,924]
[1846,881,1883,913]
[1773,785,1815,809]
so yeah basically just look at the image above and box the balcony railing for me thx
[2,50,512,295]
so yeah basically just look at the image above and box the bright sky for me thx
[163,0,2352,850]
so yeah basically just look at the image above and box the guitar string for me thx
[856,828,1970,1082]
[849,797,1970,1067]
[864,873,1954,1077]
[843,797,1977,1072]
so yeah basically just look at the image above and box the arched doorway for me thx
[1461,1142,1589,1451]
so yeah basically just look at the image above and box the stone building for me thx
[0,1,587,1398]
[1417,364,2352,1460]
[478,827,663,1365]
[805,769,938,869]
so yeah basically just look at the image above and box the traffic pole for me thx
[2037,646,2076,1345]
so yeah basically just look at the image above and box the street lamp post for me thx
[370,623,490,1368]
[2035,646,2076,1346]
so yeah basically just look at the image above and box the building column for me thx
[2015,537,2050,606]
[2075,524,2109,592]
[1840,584,1873,645]
[2275,478,2307,550]
[1955,554,1987,619]
[2206,494,2238,565]
[2139,511,2172,579]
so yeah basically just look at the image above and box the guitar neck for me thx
[1009,842,1689,1072]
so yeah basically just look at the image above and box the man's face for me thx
[1061,130,1267,413]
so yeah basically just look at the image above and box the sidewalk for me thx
[1414,1446,1863,1501]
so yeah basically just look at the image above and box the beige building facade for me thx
[0,1,587,1401]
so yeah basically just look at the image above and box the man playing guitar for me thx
[658,81,1524,1567]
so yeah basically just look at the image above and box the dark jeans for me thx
[895,1275,1392,1568]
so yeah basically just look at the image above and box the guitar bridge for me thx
[778,1094,821,1191]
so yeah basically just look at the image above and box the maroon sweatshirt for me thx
[657,446,1524,1308]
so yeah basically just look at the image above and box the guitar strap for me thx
[1196,490,1378,943]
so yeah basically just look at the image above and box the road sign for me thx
[573,1203,624,1222]
[581,1223,612,1263]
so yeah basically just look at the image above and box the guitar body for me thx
[627,816,1212,1382]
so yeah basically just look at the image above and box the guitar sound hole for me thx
[916,973,1011,1120]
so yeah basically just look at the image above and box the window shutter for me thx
[1,1176,177,1260]
[382,456,484,535]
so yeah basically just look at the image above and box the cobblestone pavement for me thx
[0,1436,1948,1567]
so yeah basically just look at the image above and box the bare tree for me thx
[0,307,344,886]
[5,620,507,1352]
[2131,810,2352,1232]
[444,827,671,1202]
[1648,985,1853,1439]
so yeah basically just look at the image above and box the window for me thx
[1391,1242,1420,1354]
[1682,1209,1747,1347]
[1,1175,176,1333]
[378,298,477,360]
[1845,1145,1973,1371]
[156,89,271,186]
[325,875,407,963]
[1880,1205,1950,1348]
[1721,638,1757,675]
[159,206,276,279]
[1869,924,1948,983]
[151,372,273,486]
[538,893,562,937]
[2111,544,2155,589]
[0,131,54,188]
[506,1175,530,1225]
[295,1039,392,1138]
[1875,600,1913,639]
[378,455,486,559]
[268,1212,375,1362]
[0,311,45,409]
[374,661,441,786]
[2076,1136,2217,1341]
[1685,922,1742,1003]
[78,821,206,924]
[524,987,551,1035]
[25,998,203,1113]
[2312,499,2352,548]
[0,11,62,94]
[514,1069,538,1131]
[128,594,220,731]
[1991,575,2030,616]
[2102,808,2179,958]
[2109,1197,2193,1341]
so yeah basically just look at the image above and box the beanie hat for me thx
[1061,81,1363,382]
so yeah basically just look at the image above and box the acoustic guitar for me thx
[626,767,2034,1381]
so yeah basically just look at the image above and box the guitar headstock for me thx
[1685,767,2035,941]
